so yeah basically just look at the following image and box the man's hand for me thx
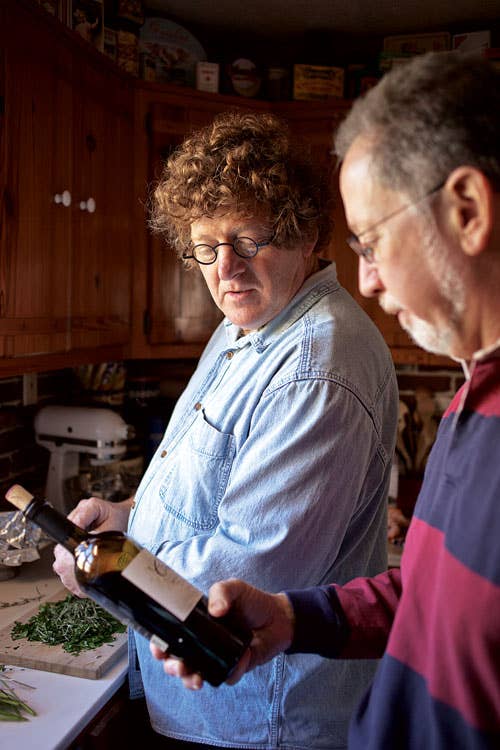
[387,505,410,543]
[150,579,296,690]
[52,496,133,597]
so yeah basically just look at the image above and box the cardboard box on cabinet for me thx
[293,64,344,100]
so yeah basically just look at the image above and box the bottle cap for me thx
[5,485,34,511]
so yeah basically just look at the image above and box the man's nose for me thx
[216,244,246,279]
[358,257,384,298]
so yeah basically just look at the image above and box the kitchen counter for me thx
[0,545,128,750]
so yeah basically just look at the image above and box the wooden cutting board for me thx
[0,589,128,679]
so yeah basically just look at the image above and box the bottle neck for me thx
[25,499,88,551]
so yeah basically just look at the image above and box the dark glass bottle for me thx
[6,485,250,686]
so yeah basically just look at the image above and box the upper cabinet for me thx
[70,51,134,352]
[0,0,134,374]
[0,1,72,360]
[274,100,358,300]
[0,1,451,371]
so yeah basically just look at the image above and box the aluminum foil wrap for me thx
[0,511,43,566]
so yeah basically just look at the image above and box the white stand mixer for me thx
[34,405,130,513]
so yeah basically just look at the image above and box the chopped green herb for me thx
[11,595,126,655]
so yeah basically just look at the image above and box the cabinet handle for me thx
[79,197,96,213]
[54,190,72,207]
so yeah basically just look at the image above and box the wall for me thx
[0,371,73,510]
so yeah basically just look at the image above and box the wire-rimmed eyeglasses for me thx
[346,181,445,264]
[182,236,273,265]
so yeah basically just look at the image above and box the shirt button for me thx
[194,402,202,411]
[226,351,234,360]
[160,449,167,458]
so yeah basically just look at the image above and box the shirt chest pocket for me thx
[157,412,236,534]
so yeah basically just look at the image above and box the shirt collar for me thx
[471,337,500,362]
[459,337,500,380]
[223,261,339,351]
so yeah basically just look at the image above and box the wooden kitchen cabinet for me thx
[69,684,133,750]
[0,0,72,360]
[274,100,357,290]
[0,0,133,373]
[70,50,134,352]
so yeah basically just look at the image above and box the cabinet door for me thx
[146,102,223,346]
[278,104,357,290]
[0,1,72,358]
[70,57,133,351]
[281,104,377,321]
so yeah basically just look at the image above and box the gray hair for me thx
[334,51,500,198]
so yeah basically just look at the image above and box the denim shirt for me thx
[127,262,398,750]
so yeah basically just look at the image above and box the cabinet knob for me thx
[79,197,96,213]
[54,190,72,207]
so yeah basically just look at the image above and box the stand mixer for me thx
[34,405,130,513]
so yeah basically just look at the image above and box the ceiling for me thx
[144,0,500,39]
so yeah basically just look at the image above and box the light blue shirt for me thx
[128,262,398,749]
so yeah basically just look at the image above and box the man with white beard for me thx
[152,51,500,749]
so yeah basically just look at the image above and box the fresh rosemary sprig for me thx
[0,672,37,722]
[11,595,126,655]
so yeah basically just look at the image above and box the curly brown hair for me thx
[150,110,333,266]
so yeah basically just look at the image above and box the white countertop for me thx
[0,546,128,750]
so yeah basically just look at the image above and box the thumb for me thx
[207,580,237,617]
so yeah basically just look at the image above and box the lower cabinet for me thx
[69,689,165,750]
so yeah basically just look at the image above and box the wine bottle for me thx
[5,484,251,686]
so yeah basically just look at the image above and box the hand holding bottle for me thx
[53,496,134,597]
[151,579,296,689]
[6,486,250,686]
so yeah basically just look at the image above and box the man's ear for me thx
[444,167,494,257]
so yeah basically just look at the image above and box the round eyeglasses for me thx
[182,236,272,265]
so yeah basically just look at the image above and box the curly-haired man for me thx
[54,111,398,750]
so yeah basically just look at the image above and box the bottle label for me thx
[121,548,202,622]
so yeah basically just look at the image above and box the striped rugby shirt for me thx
[287,343,500,748]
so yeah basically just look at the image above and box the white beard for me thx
[401,312,455,356]
[383,220,466,357]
